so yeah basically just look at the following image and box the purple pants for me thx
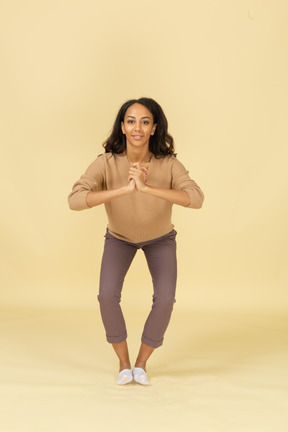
[97,229,177,348]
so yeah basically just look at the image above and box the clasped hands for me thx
[127,162,148,192]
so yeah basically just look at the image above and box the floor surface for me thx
[1,308,287,432]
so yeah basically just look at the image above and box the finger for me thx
[129,168,141,176]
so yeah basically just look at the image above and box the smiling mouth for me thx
[132,135,144,138]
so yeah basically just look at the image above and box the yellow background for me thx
[1,1,287,431]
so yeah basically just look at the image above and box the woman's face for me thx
[121,103,157,151]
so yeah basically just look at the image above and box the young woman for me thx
[68,97,204,385]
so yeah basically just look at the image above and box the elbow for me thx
[194,193,204,209]
[187,198,203,209]
[194,200,203,209]
[185,190,204,209]
[67,195,84,211]
[67,191,90,211]
[68,199,79,211]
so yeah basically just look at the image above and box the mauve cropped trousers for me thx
[97,229,177,348]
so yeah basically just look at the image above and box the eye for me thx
[143,121,149,125]
[127,120,134,124]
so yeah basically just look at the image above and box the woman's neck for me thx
[126,147,152,164]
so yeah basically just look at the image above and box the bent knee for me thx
[153,296,176,308]
[97,293,121,304]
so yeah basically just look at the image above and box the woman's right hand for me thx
[125,179,136,193]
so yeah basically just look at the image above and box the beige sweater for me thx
[68,153,204,243]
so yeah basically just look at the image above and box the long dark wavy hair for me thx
[103,98,176,157]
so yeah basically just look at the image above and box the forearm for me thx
[86,186,130,208]
[141,185,191,207]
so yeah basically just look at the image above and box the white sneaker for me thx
[116,369,133,385]
[133,367,150,385]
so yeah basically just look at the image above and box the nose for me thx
[133,121,142,131]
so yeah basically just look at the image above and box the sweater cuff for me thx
[184,188,204,208]
[68,191,90,211]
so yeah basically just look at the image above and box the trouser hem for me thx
[141,335,164,349]
[106,331,127,344]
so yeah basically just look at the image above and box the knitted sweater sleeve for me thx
[68,155,105,210]
[171,158,204,208]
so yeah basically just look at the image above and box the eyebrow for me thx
[126,115,151,119]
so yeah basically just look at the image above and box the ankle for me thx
[134,361,146,371]
[119,362,131,372]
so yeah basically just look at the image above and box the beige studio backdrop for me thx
[1,0,287,312]
[0,1,288,432]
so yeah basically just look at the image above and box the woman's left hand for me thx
[128,163,147,191]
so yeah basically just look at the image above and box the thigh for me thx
[99,231,137,295]
[142,231,177,297]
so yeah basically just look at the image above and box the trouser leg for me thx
[141,230,177,348]
[98,232,137,343]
